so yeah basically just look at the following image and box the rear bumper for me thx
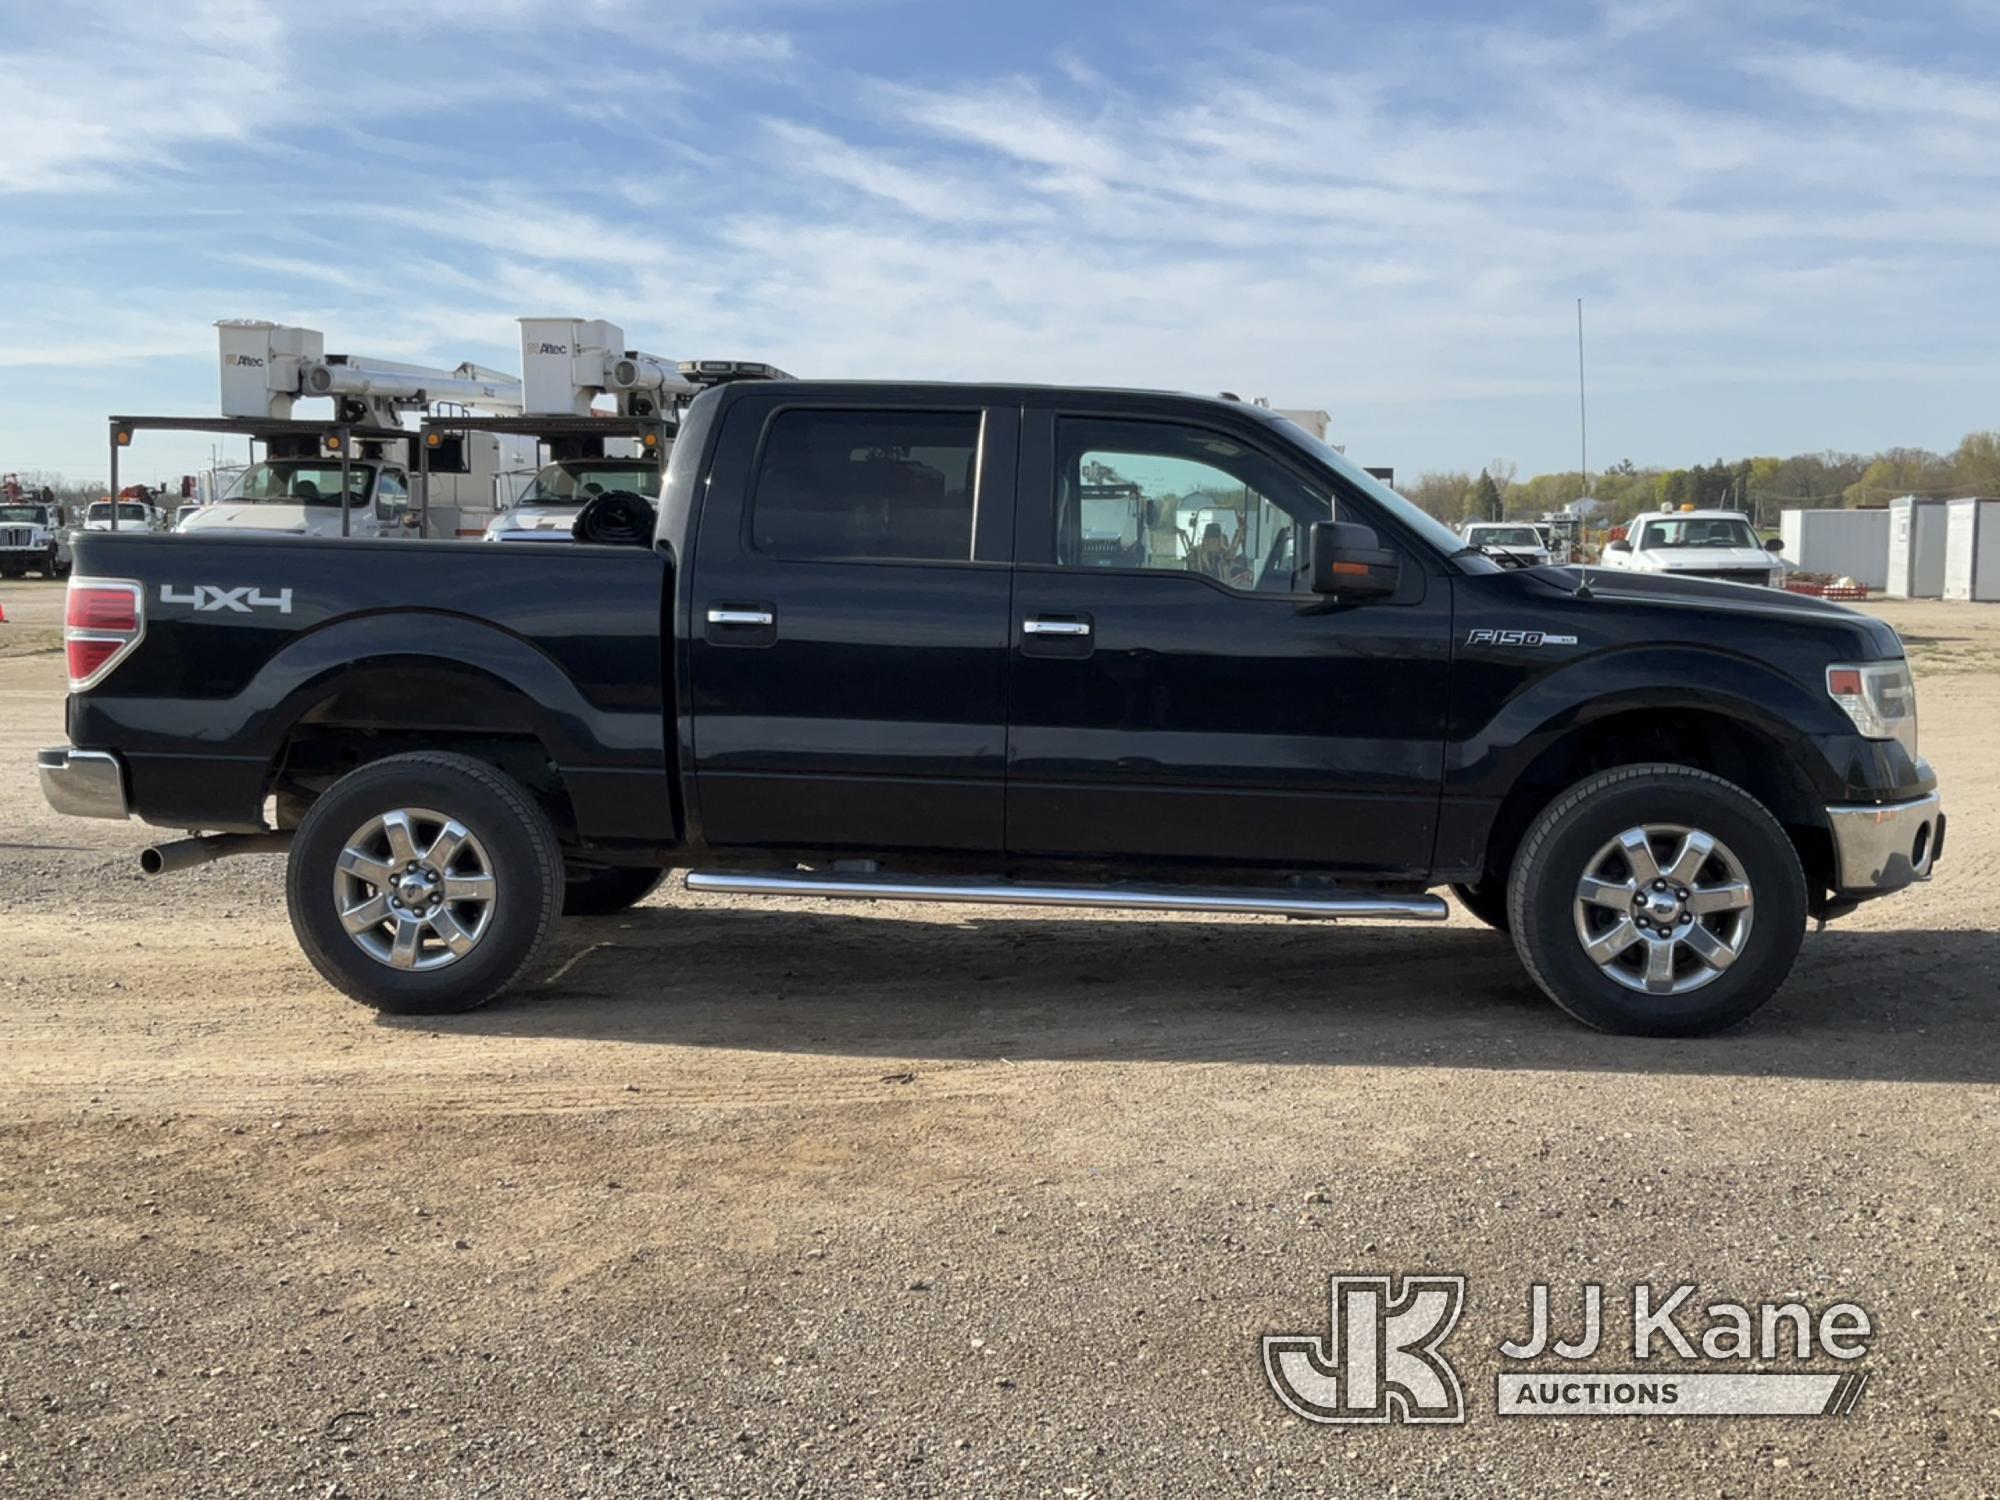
[37,747,130,821]
[1827,790,1942,893]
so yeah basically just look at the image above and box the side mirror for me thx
[1606,538,1632,553]
[1308,520,1399,598]
[1764,536,1783,552]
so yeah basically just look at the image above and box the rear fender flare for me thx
[240,611,657,769]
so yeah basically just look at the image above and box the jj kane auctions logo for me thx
[1265,1275,1873,1424]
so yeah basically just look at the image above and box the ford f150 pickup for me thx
[37,381,1944,1035]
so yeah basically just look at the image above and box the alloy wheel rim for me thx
[333,807,496,971]
[1572,823,1754,995]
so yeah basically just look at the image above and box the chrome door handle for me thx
[1023,618,1091,637]
[707,608,775,626]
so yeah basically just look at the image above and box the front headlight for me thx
[1767,568,1785,588]
[1827,661,1918,761]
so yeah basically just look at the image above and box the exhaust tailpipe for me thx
[139,832,292,876]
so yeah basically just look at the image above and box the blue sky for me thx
[3,0,1997,486]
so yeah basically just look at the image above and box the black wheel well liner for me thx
[1480,708,1832,894]
[265,664,577,838]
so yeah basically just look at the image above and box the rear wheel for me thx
[563,865,668,916]
[1507,764,1806,1036]
[286,752,564,1014]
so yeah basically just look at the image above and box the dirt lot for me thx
[1,576,1996,1497]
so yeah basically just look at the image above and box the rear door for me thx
[686,392,1018,856]
[1004,406,1450,877]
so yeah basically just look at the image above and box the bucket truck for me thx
[144,321,534,541]
[466,319,789,542]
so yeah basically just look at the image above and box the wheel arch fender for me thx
[239,611,638,768]
[1463,648,1840,888]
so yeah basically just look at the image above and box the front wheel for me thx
[1507,764,1807,1036]
[286,752,565,1014]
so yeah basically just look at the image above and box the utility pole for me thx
[1576,298,1589,507]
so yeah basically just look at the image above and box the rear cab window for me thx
[750,409,982,562]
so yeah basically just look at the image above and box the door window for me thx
[375,469,408,521]
[1054,418,1333,593]
[751,408,981,562]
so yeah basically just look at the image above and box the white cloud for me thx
[0,0,286,193]
[4,1,2000,478]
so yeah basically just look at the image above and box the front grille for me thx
[1675,568,1771,586]
[0,528,29,548]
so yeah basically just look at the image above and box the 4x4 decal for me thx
[159,584,294,614]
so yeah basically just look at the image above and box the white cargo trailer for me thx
[1942,498,2000,603]
[1779,507,1889,590]
[1885,495,1949,599]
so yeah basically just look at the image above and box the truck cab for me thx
[0,498,71,577]
[1461,521,1553,568]
[178,456,416,539]
[83,499,168,533]
[1603,508,1785,587]
[482,456,661,542]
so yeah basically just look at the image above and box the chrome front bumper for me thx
[1826,791,1943,892]
[37,748,130,821]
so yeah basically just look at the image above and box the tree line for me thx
[1401,430,2000,529]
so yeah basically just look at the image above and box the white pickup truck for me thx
[1460,521,1552,568]
[0,499,72,577]
[1601,508,1786,588]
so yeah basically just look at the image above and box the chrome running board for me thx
[682,869,1447,921]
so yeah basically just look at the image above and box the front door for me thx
[1005,408,1450,877]
[687,394,1018,856]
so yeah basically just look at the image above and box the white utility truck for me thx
[178,321,534,540]
[478,319,787,543]
[0,479,73,577]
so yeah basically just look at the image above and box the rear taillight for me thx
[64,579,144,691]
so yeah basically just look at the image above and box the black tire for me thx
[1507,764,1807,1036]
[40,548,60,579]
[1451,880,1510,932]
[563,865,668,916]
[286,752,564,1014]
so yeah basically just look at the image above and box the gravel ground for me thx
[1,574,1997,1497]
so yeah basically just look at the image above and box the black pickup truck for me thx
[39,381,1943,1035]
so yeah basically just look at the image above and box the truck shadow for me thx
[396,905,2000,1084]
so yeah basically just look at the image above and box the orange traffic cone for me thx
[0,602,9,623]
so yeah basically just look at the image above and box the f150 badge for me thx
[1466,628,1578,647]
[160,584,294,614]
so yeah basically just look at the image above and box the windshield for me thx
[520,461,661,505]
[1638,516,1756,549]
[0,505,49,523]
[89,502,150,522]
[1263,416,1481,563]
[1470,525,1542,548]
[235,462,374,506]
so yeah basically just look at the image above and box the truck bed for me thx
[64,531,675,843]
